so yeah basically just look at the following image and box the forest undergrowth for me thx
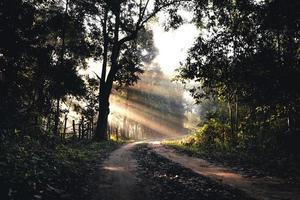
[0,134,121,200]
[164,123,300,183]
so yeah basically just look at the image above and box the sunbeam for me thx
[107,67,188,139]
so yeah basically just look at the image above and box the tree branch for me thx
[139,0,190,28]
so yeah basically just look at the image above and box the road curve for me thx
[149,141,300,200]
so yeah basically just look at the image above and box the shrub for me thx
[190,119,230,150]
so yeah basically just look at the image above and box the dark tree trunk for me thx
[78,123,81,139]
[94,2,139,141]
[94,6,110,141]
[72,120,76,136]
[95,89,110,141]
[94,5,121,141]
[54,0,68,136]
[62,113,67,140]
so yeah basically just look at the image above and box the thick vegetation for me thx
[165,117,300,180]
[0,1,186,199]
[173,0,300,179]
[0,0,183,140]
[0,135,120,200]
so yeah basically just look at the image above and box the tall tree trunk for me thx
[54,0,69,136]
[63,113,68,140]
[72,120,76,136]
[95,4,121,141]
[78,123,81,139]
[95,85,111,140]
[94,6,109,141]
[94,2,140,141]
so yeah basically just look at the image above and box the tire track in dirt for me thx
[149,141,300,200]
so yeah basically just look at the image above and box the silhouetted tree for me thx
[94,0,186,140]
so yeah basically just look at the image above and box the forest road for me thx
[149,141,300,200]
[93,141,300,200]
[92,142,147,200]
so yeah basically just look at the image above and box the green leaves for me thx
[0,138,120,200]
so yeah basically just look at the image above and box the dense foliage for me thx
[1,0,300,198]
[0,0,93,137]
[0,0,169,139]
[0,1,187,199]
[176,0,300,160]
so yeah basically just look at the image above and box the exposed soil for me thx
[92,142,146,200]
[149,141,300,200]
[133,143,253,200]
[93,141,300,200]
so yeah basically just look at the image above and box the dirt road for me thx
[149,141,300,200]
[93,142,146,200]
[93,141,300,200]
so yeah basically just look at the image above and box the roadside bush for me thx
[183,120,230,151]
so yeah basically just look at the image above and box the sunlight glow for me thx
[152,23,198,76]
[110,94,182,126]
[82,10,200,139]
[109,101,185,138]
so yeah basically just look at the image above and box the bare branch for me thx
[118,0,191,52]
[139,0,191,29]
[138,0,151,24]
[139,0,143,19]
[93,72,102,81]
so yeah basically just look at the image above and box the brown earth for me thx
[149,141,300,200]
[92,141,300,200]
